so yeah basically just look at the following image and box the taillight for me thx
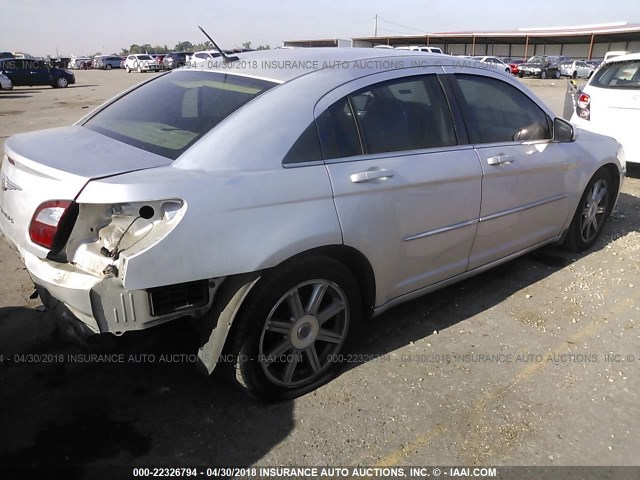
[29,200,73,249]
[576,92,591,121]
[577,93,591,109]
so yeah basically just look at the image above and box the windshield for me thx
[590,59,640,89]
[527,56,547,64]
[84,71,276,159]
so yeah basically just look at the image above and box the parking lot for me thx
[1,69,639,469]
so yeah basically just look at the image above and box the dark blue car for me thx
[0,58,75,88]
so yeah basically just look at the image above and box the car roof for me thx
[602,52,640,64]
[195,47,454,83]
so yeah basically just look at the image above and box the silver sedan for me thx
[0,49,625,401]
[560,60,595,79]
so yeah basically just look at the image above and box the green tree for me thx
[174,41,193,52]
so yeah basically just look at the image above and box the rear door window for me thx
[317,98,363,160]
[350,75,457,154]
[84,71,276,160]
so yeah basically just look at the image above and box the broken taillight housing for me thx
[29,200,74,249]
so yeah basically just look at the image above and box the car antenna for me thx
[197,25,239,63]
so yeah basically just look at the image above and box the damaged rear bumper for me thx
[23,248,222,336]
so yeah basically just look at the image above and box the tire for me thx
[106,64,112,70]
[554,70,561,79]
[518,74,524,78]
[540,70,547,79]
[54,76,68,88]
[564,169,615,252]
[137,66,142,73]
[126,66,130,73]
[572,71,577,79]
[588,71,593,78]
[225,255,361,402]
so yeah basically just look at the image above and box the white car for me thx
[560,60,594,79]
[395,46,443,54]
[188,50,222,68]
[571,53,640,164]
[604,51,630,62]
[124,54,159,73]
[68,57,91,70]
[0,72,12,90]
[0,49,625,401]
[469,56,511,74]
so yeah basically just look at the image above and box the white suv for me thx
[395,46,443,54]
[571,53,640,164]
[124,54,159,73]
[188,50,222,68]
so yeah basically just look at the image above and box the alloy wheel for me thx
[580,179,609,243]
[258,280,349,388]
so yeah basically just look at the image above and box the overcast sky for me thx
[1,0,639,56]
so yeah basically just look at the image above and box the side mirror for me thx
[554,117,576,142]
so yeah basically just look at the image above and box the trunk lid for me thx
[0,125,172,258]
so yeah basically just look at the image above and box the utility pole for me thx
[374,14,378,37]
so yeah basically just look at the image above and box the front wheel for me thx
[554,70,561,79]
[126,66,130,73]
[106,64,112,70]
[564,169,615,251]
[540,70,547,79]
[225,256,361,402]
[54,76,68,88]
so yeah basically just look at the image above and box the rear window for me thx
[84,71,276,160]
[590,60,640,89]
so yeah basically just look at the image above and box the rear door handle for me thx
[350,169,395,183]
[486,154,514,166]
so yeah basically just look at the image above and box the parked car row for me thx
[460,56,603,79]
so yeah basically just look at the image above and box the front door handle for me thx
[350,169,395,183]
[486,154,514,166]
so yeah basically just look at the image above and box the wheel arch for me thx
[601,162,622,204]
[269,244,377,318]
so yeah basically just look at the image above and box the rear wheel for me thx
[565,169,615,251]
[225,256,361,402]
[554,70,561,79]
[540,70,547,79]
[137,66,142,73]
[126,66,130,73]
[106,64,112,70]
[572,71,578,79]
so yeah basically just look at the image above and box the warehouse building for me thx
[283,22,640,60]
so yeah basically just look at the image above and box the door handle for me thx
[486,154,514,166]
[350,169,395,183]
